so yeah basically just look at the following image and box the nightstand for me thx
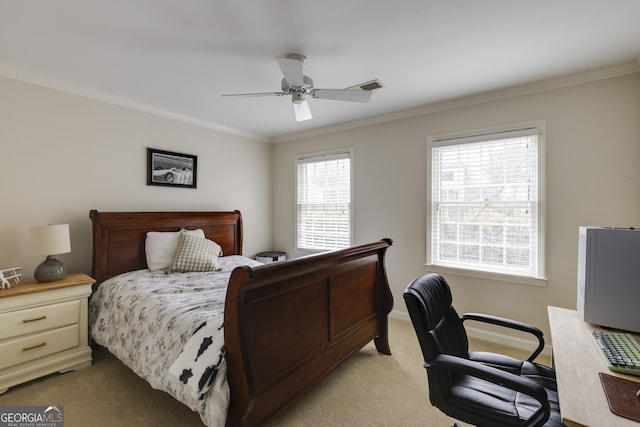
[0,272,94,394]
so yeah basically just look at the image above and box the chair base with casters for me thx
[404,273,561,427]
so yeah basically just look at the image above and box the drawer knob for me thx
[22,342,46,351]
[22,315,47,323]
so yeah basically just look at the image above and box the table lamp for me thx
[30,224,71,283]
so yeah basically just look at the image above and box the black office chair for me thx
[403,273,561,427]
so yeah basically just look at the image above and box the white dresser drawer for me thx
[0,300,80,341]
[0,274,93,394]
[0,324,80,370]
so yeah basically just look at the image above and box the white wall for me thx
[0,75,272,280]
[3,70,639,347]
[272,72,640,342]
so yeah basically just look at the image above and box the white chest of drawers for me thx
[0,273,94,394]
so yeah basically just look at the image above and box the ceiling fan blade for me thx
[293,99,312,122]
[311,89,372,103]
[222,91,286,98]
[276,55,305,87]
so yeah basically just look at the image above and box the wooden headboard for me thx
[89,210,243,285]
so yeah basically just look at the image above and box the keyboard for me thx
[592,331,640,377]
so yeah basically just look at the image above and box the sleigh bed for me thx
[88,209,393,426]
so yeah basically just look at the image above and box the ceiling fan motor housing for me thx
[282,75,314,96]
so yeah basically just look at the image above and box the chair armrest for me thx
[461,313,544,361]
[429,354,551,427]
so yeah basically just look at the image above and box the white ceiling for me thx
[2,1,640,141]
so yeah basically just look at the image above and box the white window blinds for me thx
[429,127,543,278]
[296,150,352,250]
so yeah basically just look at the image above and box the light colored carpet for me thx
[0,318,551,426]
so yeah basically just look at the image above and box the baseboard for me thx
[390,309,552,357]
[390,309,411,322]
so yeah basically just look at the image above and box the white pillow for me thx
[145,229,205,271]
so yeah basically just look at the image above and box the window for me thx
[427,125,544,279]
[296,149,353,251]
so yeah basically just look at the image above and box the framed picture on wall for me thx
[147,148,197,189]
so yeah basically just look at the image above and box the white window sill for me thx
[293,248,330,257]
[424,264,548,287]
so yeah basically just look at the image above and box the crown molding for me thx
[2,61,637,144]
[0,65,269,143]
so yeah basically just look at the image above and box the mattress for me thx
[89,255,263,427]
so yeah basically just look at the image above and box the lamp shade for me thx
[30,224,71,256]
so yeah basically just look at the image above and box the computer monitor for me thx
[577,226,640,333]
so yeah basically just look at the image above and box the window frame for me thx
[426,122,546,286]
[294,148,354,253]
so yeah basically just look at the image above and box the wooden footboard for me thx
[224,239,393,426]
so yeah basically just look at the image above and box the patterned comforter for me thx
[89,255,263,427]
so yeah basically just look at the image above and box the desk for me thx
[548,306,640,427]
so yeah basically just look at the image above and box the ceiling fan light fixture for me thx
[292,91,304,104]
[293,98,312,122]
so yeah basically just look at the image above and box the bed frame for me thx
[89,209,393,426]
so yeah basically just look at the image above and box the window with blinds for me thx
[296,149,352,251]
[428,126,544,278]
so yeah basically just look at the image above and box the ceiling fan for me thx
[223,54,378,122]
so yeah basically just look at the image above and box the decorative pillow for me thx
[170,230,222,272]
[145,229,205,272]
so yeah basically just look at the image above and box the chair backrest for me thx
[404,273,474,412]
[403,273,469,363]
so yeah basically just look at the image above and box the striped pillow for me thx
[170,230,222,272]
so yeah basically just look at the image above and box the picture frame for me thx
[147,148,197,189]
